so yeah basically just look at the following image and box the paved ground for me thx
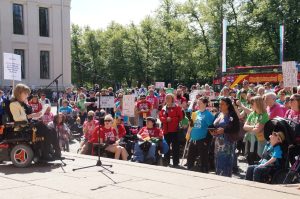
[0,152,299,199]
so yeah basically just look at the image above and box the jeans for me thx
[245,165,272,182]
[132,141,156,163]
[138,115,144,128]
[164,132,180,166]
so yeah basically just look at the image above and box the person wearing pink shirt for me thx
[285,94,300,123]
[264,92,285,119]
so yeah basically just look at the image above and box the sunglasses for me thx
[104,120,112,122]
[211,110,217,113]
[290,98,296,102]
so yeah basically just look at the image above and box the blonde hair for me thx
[13,84,31,101]
[250,96,266,114]
[165,93,175,103]
[104,114,113,121]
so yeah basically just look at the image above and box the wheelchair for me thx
[262,117,300,184]
[0,122,60,168]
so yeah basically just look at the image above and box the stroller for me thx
[263,117,300,184]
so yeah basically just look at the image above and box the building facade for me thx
[0,0,72,89]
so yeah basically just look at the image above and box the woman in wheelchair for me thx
[245,131,285,183]
[91,115,128,160]
[132,117,163,164]
[9,84,61,161]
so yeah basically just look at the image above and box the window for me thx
[13,4,24,35]
[39,7,49,37]
[40,51,50,79]
[14,49,25,79]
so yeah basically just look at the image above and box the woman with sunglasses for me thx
[210,97,240,177]
[285,94,300,123]
[91,115,128,160]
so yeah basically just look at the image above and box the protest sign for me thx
[123,95,135,117]
[3,53,21,82]
[97,96,115,108]
[155,82,165,89]
[282,61,298,88]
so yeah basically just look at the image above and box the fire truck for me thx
[213,64,300,89]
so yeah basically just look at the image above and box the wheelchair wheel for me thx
[283,171,300,184]
[10,144,34,168]
[271,169,289,184]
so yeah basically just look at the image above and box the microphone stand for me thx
[72,94,114,175]
[44,74,75,165]
[45,74,63,115]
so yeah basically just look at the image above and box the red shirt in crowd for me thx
[159,104,184,134]
[116,124,126,139]
[136,100,152,117]
[146,95,159,109]
[29,100,43,113]
[83,119,99,142]
[159,93,166,106]
[138,127,163,140]
[175,96,187,107]
[91,126,117,143]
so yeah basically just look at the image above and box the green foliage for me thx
[71,0,300,88]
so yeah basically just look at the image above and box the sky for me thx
[71,0,184,29]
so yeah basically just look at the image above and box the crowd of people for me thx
[0,80,299,183]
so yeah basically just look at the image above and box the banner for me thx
[3,53,21,81]
[155,82,165,89]
[123,95,135,117]
[280,25,284,64]
[222,19,228,73]
[97,96,115,108]
[282,61,298,88]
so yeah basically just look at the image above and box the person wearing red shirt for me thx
[135,94,152,127]
[115,116,127,139]
[132,117,163,163]
[79,111,99,155]
[146,89,159,119]
[91,115,128,160]
[175,89,187,110]
[159,94,184,167]
[29,95,43,113]
[158,88,166,111]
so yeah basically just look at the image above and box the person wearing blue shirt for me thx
[59,100,73,115]
[245,131,284,183]
[186,97,214,172]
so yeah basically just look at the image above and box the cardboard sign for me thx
[282,61,298,88]
[155,82,165,89]
[97,96,115,108]
[123,95,135,117]
[3,53,21,81]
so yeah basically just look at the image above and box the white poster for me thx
[3,53,22,81]
[155,82,165,89]
[97,96,115,108]
[282,61,298,88]
[123,95,135,117]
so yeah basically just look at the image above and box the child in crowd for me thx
[245,131,285,182]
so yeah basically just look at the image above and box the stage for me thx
[0,153,299,199]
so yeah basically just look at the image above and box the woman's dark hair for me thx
[221,97,239,121]
[220,97,240,133]
[53,113,66,125]
[198,96,209,107]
